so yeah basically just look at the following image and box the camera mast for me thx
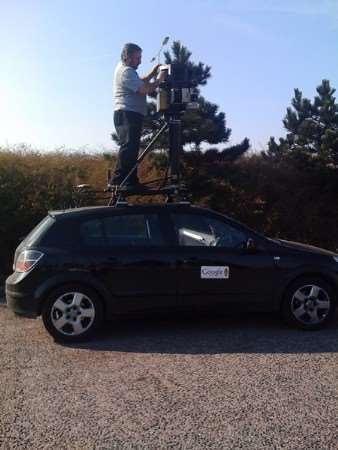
[73,63,198,208]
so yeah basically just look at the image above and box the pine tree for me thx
[266,80,338,165]
[113,41,248,154]
[169,41,232,147]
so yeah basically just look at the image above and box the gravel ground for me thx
[0,305,337,450]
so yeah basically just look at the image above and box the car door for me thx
[80,211,177,312]
[168,211,277,309]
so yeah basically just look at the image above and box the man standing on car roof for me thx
[111,43,166,189]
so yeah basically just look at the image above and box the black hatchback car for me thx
[6,203,338,342]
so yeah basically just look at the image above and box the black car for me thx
[6,203,338,342]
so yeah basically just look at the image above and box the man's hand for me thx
[138,64,166,95]
[156,69,167,83]
[149,64,161,79]
[141,64,161,82]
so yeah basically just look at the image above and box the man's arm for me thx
[138,69,166,95]
[138,79,161,95]
[141,64,160,82]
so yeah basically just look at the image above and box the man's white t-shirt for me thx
[113,62,146,116]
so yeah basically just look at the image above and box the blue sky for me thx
[1,0,337,152]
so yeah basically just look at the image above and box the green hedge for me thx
[1,147,338,279]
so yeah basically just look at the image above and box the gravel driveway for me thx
[0,305,337,450]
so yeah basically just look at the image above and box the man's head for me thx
[121,43,142,69]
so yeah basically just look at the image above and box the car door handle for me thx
[181,257,199,264]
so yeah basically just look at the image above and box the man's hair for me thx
[121,43,142,63]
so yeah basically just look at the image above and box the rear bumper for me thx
[5,275,40,318]
[5,269,112,319]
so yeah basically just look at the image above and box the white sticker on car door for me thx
[201,266,229,279]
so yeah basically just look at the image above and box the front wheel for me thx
[281,277,336,330]
[42,284,103,342]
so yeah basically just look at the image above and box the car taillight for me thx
[15,250,44,273]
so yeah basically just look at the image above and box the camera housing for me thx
[157,63,199,113]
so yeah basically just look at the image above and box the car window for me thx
[39,218,79,248]
[24,216,55,246]
[103,214,164,246]
[171,213,247,248]
[80,219,105,248]
[80,214,164,247]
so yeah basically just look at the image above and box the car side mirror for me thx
[245,238,256,252]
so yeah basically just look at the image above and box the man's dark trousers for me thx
[112,109,143,186]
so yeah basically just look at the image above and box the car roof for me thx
[50,203,215,218]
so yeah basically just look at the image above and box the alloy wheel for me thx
[291,284,330,325]
[51,291,96,336]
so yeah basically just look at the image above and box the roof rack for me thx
[71,181,190,208]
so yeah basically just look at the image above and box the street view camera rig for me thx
[74,60,199,207]
[156,63,199,114]
[107,62,199,206]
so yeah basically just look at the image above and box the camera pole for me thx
[168,115,182,185]
[107,112,187,206]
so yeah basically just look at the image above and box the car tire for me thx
[42,284,103,343]
[281,277,336,330]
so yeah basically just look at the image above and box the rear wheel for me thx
[282,277,336,330]
[42,284,103,342]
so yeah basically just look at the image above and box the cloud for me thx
[208,0,338,37]
[225,0,338,20]
[213,14,266,39]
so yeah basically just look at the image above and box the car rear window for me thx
[38,217,80,248]
[24,216,55,246]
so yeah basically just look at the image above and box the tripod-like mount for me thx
[106,111,189,206]
[72,113,188,208]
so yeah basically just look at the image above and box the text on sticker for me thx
[201,266,230,279]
